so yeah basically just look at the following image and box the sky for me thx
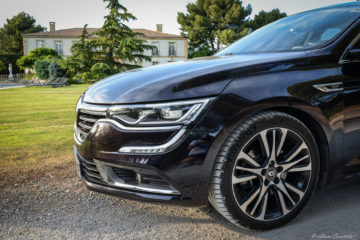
[0,0,356,35]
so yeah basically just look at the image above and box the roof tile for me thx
[22,28,185,39]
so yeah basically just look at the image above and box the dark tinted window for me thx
[217,7,360,55]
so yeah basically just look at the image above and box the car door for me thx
[340,34,360,173]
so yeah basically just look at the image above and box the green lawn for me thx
[0,85,90,171]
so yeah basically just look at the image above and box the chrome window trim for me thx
[339,31,360,65]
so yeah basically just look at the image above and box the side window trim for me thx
[339,32,360,64]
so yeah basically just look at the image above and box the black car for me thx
[74,3,360,230]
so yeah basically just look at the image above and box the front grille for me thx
[77,110,106,140]
[112,167,172,188]
[141,174,169,186]
[77,153,105,184]
[112,167,137,183]
[75,151,180,195]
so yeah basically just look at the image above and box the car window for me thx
[320,28,342,41]
[217,7,360,55]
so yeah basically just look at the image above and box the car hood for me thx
[83,52,307,104]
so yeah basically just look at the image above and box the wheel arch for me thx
[203,100,330,197]
[265,106,329,190]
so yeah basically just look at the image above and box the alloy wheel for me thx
[232,128,312,221]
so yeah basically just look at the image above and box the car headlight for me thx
[108,98,213,126]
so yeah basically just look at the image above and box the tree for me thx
[48,60,64,79]
[95,0,153,71]
[70,24,97,72]
[249,9,287,31]
[0,60,6,74]
[178,0,252,56]
[17,47,59,70]
[0,12,46,55]
[34,59,52,79]
[90,63,112,80]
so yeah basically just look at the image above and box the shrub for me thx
[58,58,81,78]
[17,47,60,70]
[90,63,111,74]
[90,63,111,80]
[34,59,52,79]
[0,60,6,73]
[48,60,64,79]
[0,54,22,74]
[79,71,93,82]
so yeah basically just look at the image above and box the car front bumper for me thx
[73,98,226,206]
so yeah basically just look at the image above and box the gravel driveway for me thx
[1,169,359,240]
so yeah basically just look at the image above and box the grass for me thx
[0,84,90,175]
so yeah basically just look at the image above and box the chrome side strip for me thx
[95,119,181,131]
[94,160,180,195]
[313,82,344,92]
[74,119,181,144]
[119,128,187,153]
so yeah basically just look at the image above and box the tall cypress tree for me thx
[70,24,96,72]
[96,0,153,71]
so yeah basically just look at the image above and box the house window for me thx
[36,40,45,48]
[152,42,159,56]
[152,61,159,66]
[169,42,176,56]
[55,40,63,55]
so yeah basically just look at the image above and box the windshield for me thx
[217,7,360,55]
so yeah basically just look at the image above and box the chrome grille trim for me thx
[74,146,181,195]
[83,168,102,179]
[76,110,106,142]
[94,159,181,195]
[78,122,93,130]
[79,115,98,122]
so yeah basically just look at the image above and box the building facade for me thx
[22,23,188,68]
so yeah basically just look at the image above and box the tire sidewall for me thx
[212,112,320,230]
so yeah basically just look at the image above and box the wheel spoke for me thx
[288,162,311,173]
[236,166,263,176]
[270,130,276,161]
[260,130,270,158]
[277,128,288,157]
[285,182,305,198]
[281,155,309,172]
[256,192,269,220]
[237,151,260,167]
[232,175,257,184]
[275,188,290,215]
[276,181,296,205]
[240,187,261,212]
[284,142,307,163]
[232,126,312,221]
[250,184,269,215]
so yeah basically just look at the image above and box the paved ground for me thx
[0,170,359,240]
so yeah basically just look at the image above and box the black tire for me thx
[209,111,320,230]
